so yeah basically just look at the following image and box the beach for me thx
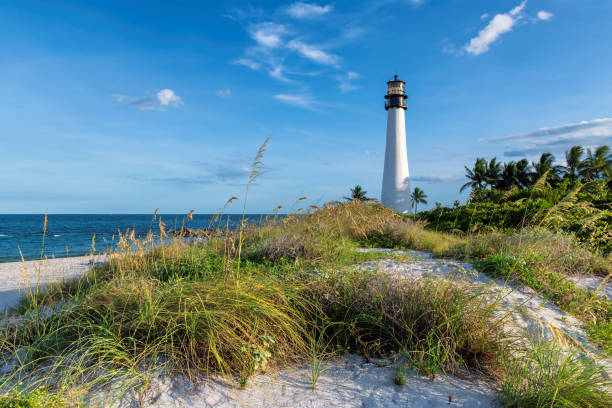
[0,254,106,312]
[1,247,610,406]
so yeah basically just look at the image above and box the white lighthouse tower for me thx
[381,75,411,213]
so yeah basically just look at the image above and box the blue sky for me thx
[1,0,611,214]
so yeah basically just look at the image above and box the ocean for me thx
[0,214,262,263]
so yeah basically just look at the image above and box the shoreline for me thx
[0,254,106,312]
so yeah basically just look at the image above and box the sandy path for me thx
[0,255,105,312]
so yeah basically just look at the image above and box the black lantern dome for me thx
[384,75,407,110]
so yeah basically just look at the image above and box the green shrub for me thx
[0,390,64,408]
[415,200,611,254]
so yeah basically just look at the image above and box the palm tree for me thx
[460,158,488,192]
[516,159,532,189]
[411,187,428,214]
[580,145,612,180]
[344,184,369,201]
[497,161,519,190]
[485,157,502,188]
[532,152,562,184]
[532,152,554,178]
[563,145,584,182]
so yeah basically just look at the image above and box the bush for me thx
[0,390,64,408]
[415,200,611,254]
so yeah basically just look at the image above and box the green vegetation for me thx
[405,145,611,354]
[1,201,610,407]
[344,184,369,201]
[410,187,428,214]
[499,340,612,408]
[0,390,65,408]
[417,145,611,253]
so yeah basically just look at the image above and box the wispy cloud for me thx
[274,93,316,109]
[232,3,357,85]
[216,88,231,98]
[126,96,157,111]
[223,6,263,21]
[465,1,527,56]
[233,58,261,70]
[215,165,250,182]
[115,89,183,111]
[287,39,340,66]
[481,118,612,157]
[284,2,332,19]
[150,176,212,185]
[338,71,360,92]
[249,22,288,48]
[150,161,252,186]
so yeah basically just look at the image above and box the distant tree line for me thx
[461,145,611,195]
[413,145,611,253]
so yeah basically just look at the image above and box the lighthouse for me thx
[381,75,411,213]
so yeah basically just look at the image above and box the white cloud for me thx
[156,89,182,106]
[285,2,332,18]
[233,58,261,70]
[287,40,340,66]
[537,10,553,21]
[249,22,287,48]
[480,13,490,20]
[115,89,182,111]
[509,0,527,17]
[481,118,612,156]
[216,88,231,98]
[338,71,359,92]
[113,94,129,102]
[274,93,316,108]
[268,65,290,82]
[465,1,527,56]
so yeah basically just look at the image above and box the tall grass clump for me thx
[307,268,503,377]
[500,340,612,408]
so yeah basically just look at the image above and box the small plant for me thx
[0,389,65,408]
[308,325,337,391]
[241,335,276,382]
[393,364,407,386]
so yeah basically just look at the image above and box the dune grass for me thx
[320,203,612,354]
[0,201,610,407]
[499,340,612,408]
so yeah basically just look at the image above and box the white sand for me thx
[107,355,499,408]
[569,275,612,300]
[0,255,105,312]
[1,250,610,407]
